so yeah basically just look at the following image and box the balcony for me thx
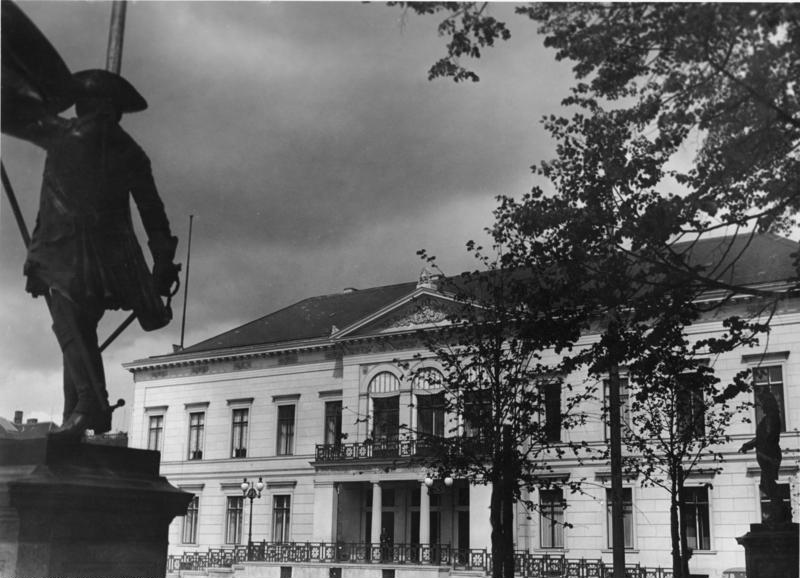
[314,437,489,464]
[314,438,449,463]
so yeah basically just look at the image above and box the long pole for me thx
[105,1,127,74]
[97,0,137,351]
[179,215,194,349]
[247,494,255,560]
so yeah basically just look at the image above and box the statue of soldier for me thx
[2,1,180,440]
[740,388,787,525]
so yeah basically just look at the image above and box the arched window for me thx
[412,367,444,392]
[369,372,400,441]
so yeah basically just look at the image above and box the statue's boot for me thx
[50,409,112,441]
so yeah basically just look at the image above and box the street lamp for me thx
[241,476,264,559]
[424,474,453,492]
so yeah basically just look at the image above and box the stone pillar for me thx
[470,483,492,551]
[737,522,799,578]
[419,482,430,545]
[370,482,382,544]
[0,437,192,578]
[312,481,337,543]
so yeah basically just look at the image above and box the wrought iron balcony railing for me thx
[314,437,488,463]
[167,541,674,577]
[314,439,419,462]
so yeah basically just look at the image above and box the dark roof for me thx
[17,421,56,438]
[171,233,798,358]
[180,281,418,354]
[672,232,798,287]
[0,419,56,439]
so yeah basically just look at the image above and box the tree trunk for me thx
[501,425,515,578]
[670,493,682,577]
[490,479,504,578]
[502,473,515,577]
[607,359,626,578]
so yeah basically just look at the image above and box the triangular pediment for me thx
[333,290,461,339]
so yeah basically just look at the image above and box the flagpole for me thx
[179,215,194,350]
[106,1,127,74]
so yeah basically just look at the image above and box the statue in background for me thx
[739,388,788,526]
[2,1,179,440]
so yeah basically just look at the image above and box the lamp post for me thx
[241,477,264,560]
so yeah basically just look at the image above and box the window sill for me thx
[601,549,639,555]
[689,550,716,555]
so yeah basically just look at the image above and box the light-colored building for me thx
[125,234,800,578]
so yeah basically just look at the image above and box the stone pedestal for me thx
[736,522,799,578]
[0,437,192,578]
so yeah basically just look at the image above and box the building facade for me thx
[126,234,800,578]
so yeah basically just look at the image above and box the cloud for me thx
[1,1,573,426]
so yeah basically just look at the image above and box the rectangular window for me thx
[753,366,787,431]
[231,408,249,458]
[372,396,400,441]
[681,486,711,551]
[147,415,164,452]
[761,483,793,523]
[539,488,565,549]
[277,405,296,456]
[463,389,491,439]
[541,379,562,442]
[225,496,244,544]
[272,495,291,542]
[606,487,634,549]
[188,412,205,460]
[182,496,199,544]
[417,392,446,438]
[677,376,705,441]
[324,400,343,446]
[604,376,631,440]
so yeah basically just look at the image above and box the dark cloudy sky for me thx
[1,1,575,430]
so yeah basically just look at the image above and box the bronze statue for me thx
[739,389,786,525]
[2,1,179,440]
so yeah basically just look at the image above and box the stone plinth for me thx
[736,522,799,578]
[0,436,192,578]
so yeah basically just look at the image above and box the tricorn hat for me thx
[72,69,147,113]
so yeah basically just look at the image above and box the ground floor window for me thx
[225,496,244,544]
[273,495,291,542]
[681,486,711,551]
[182,496,199,544]
[540,488,565,549]
[606,487,634,549]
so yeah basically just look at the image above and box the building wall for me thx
[129,303,800,578]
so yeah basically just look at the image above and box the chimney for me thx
[13,411,23,425]
[26,418,38,425]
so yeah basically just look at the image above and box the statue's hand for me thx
[149,233,179,296]
[154,260,180,296]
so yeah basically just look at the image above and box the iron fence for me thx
[168,542,673,577]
